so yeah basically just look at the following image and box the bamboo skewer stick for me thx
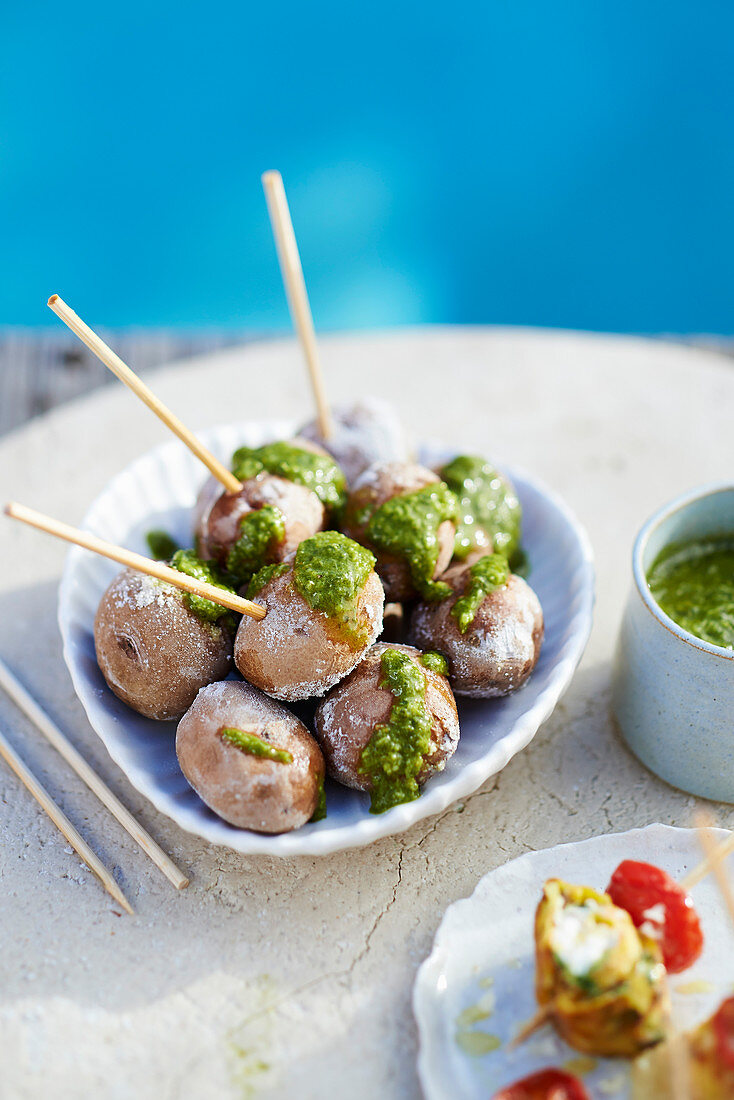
[0,658,189,891]
[694,812,734,927]
[681,830,734,890]
[47,295,242,495]
[4,502,266,621]
[508,1006,550,1049]
[0,725,133,914]
[261,170,333,440]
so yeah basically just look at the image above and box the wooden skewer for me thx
[47,295,242,495]
[681,830,734,890]
[508,1005,550,1048]
[630,1031,690,1100]
[261,170,333,440]
[4,502,266,621]
[694,811,734,927]
[667,1030,691,1100]
[0,724,133,914]
[0,658,189,891]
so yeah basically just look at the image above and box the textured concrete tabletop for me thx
[1,327,732,1099]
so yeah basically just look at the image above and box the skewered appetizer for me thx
[409,553,543,697]
[235,531,385,701]
[176,680,325,833]
[194,438,346,580]
[688,995,734,1099]
[94,557,235,721]
[314,642,459,813]
[631,994,734,1098]
[534,878,669,1057]
[342,461,458,602]
[469,853,725,1099]
[298,397,412,485]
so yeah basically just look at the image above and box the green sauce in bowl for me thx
[647,534,734,650]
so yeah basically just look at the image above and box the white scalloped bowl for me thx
[58,421,594,856]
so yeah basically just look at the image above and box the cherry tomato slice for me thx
[607,859,703,973]
[713,996,734,1071]
[492,1068,590,1100]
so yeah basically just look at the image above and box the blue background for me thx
[3,2,733,332]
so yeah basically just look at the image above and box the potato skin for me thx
[235,566,384,702]
[176,680,325,833]
[314,642,459,791]
[298,397,412,484]
[193,473,325,564]
[409,564,543,697]
[94,569,233,721]
[342,461,456,602]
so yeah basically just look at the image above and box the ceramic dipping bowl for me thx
[612,483,734,801]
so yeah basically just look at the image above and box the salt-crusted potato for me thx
[177,680,324,833]
[94,568,233,721]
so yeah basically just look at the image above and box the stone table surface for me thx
[0,326,732,1100]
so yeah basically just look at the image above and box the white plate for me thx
[414,824,732,1100]
[57,420,594,856]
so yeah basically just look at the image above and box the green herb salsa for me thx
[359,648,434,814]
[293,531,376,649]
[452,553,510,633]
[647,535,734,651]
[365,483,458,600]
[226,505,285,585]
[231,441,346,514]
[440,455,522,562]
[146,529,180,560]
[310,775,327,822]
[220,726,293,764]
[170,548,237,627]
[420,650,449,676]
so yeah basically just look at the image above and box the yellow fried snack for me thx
[631,997,734,1098]
[535,879,669,1057]
[688,996,734,1099]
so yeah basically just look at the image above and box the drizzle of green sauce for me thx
[246,562,290,600]
[456,1004,492,1028]
[454,1030,502,1056]
[146,529,180,560]
[231,441,347,514]
[647,535,734,650]
[310,775,327,822]
[359,648,433,814]
[563,1056,598,1077]
[420,650,449,676]
[220,726,293,764]
[365,482,458,600]
[451,553,510,633]
[440,454,522,561]
[170,549,237,626]
[293,531,376,648]
[226,505,285,585]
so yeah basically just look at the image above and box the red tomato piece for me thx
[607,859,703,973]
[492,1068,590,1100]
[713,996,734,1071]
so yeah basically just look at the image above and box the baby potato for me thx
[94,568,233,721]
[177,680,325,833]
